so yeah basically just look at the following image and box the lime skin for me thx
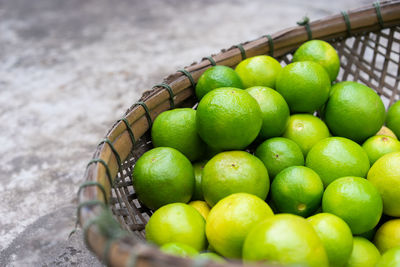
[387,100,400,139]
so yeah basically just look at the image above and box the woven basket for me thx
[77,1,400,266]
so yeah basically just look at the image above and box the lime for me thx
[306,137,370,187]
[132,147,194,210]
[246,86,290,139]
[322,176,383,234]
[346,237,381,267]
[362,135,400,164]
[146,203,206,251]
[283,114,330,156]
[195,252,225,262]
[202,151,269,206]
[206,193,274,259]
[307,213,353,266]
[377,126,398,140]
[192,161,207,200]
[271,166,323,217]
[324,81,386,143]
[293,40,340,82]
[276,61,331,113]
[195,65,243,100]
[188,201,210,220]
[242,214,329,267]
[374,219,400,253]
[387,100,400,139]
[367,152,400,216]
[255,137,304,179]
[376,246,400,267]
[196,88,262,150]
[235,55,282,88]
[160,242,199,258]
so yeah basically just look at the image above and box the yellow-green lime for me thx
[307,213,353,267]
[375,246,400,267]
[322,176,383,234]
[132,147,194,210]
[374,219,400,253]
[160,242,199,258]
[271,166,323,217]
[196,88,262,150]
[192,161,207,200]
[377,126,398,139]
[276,61,331,113]
[188,201,210,220]
[362,135,400,164]
[387,100,400,139]
[235,55,282,88]
[246,86,290,139]
[283,114,330,156]
[346,237,381,267]
[206,193,274,259]
[242,214,329,267]
[195,252,225,263]
[195,65,243,100]
[146,203,206,251]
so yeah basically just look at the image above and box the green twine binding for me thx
[297,16,312,40]
[265,34,274,57]
[78,181,108,203]
[118,118,136,147]
[373,1,384,28]
[135,101,152,128]
[206,56,216,66]
[234,44,247,60]
[153,83,175,108]
[99,138,121,168]
[69,199,106,238]
[341,11,352,36]
[87,158,113,187]
[177,69,196,88]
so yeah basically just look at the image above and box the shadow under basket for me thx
[77,1,400,266]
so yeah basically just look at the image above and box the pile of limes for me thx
[132,40,400,266]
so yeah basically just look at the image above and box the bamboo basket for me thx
[77,1,400,266]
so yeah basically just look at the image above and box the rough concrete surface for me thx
[0,0,371,265]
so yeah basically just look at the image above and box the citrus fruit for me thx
[377,126,398,139]
[307,213,353,266]
[195,65,243,100]
[375,246,400,267]
[160,242,199,258]
[283,114,330,156]
[362,135,400,164]
[255,137,304,179]
[132,147,194,210]
[206,193,274,259]
[271,166,323,217]
[387,100,400,139]
[235,55,282,88]
[293,40,340,82]
[145,203,206,251]
[374,219,400,253]
[346,237,381,267]
[367,152,400,216]
[196,252,225,262]
[306,137,370,187]
[188,201,210,220]
[196,88,262,150]
[246,86,290,139]
[242,214,329,267]
[151,108,206,161]
[322,176,383,234]
[192,161,206,200]
[202,151,269,206]
[324,81,386,143]
[275,61,331,113]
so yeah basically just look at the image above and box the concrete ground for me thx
[0,0,371,265]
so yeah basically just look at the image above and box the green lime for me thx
[192,161,206,200]
[276,61,331,113]
[188,200,210,220]
[271,166,323,217]
[346,237,381,267]
[206,193,274,259]
[202,151,269,207]
[146,203,206,251]
[255,137,304,179]
[293,40,340,82]
[306,137,370,187]
[195,65,243,100]
[362,135,400,164]
[377,126,398,140]
[324,81,386,143]
[132,147,194,210]
[151,108,205,161]
[195,252,225,262]
[243,214,329,267]
[374,219,400,253]
[387,100,400,139]
[196,88,262,150]
[246,86,290,139]
[375,246,400,267]
[322,176,383,234]
[367,152,400,216]
[307,213,353,266]
[160,242,199,258]
[283,114,330,156]
[235,55,282,88]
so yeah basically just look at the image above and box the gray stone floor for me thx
[0,0,371,265]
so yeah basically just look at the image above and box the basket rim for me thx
[77,1,400,266]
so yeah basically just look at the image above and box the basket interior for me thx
[109,26,400,241]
